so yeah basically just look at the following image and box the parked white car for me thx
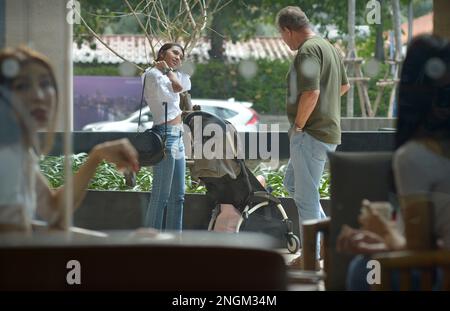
[82,98,260,132]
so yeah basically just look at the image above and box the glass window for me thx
[216,107,238,119]
[131,111,152,123]
[199,105,217,115]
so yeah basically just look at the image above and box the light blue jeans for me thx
[284,131,337,258]
[144,124,185,231]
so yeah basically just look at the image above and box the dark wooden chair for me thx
[302,152,394,290]
[372,250,450,290]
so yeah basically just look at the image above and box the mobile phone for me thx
[124,170,136,187]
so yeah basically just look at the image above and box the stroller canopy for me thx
[184,110,242,180]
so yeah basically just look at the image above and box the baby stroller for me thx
[183,110,300,254]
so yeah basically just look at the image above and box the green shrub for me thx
[253,163,330,199]
[343,61,393,117]
[75,58,394,117]
[74,63,121,76]
[39,154,330,198]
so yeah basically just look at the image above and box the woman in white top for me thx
[0,46,139,233]
[142,43,191,231]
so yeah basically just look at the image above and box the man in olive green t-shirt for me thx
[276,6,350,267]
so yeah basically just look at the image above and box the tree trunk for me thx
[208,15,225,61]
[375,0,385,61]
[407,0,413,46]
[392,0,402,62]
[388,0,402,118]
[346,0,355,117]
[434,0,450,41]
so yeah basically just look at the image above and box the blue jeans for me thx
[284,131,337,258]
[347,255,444,291]
[347,255,372,291]
[144,124,185,231]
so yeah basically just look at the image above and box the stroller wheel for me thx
[286,234,300,254]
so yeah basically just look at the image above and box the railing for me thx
[43,131,396,160]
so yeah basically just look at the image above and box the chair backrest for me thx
[0,244,286,291]
[327,152,394,290]
[373,250,450,290]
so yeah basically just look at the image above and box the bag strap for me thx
[163,101,167,144]
[137,72,146,133]
[138,70,167,144]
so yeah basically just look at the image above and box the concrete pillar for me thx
[4,0,73,131]
[0,0,5,48]
[434,0,450,41]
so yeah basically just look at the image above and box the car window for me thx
[216,107,238,119]
[199,105,218,115]
[131,111,153,123]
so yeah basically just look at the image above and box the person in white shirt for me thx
[0,46,139,233]
[142,43,191,231]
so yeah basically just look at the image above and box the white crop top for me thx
[142,67,191,125]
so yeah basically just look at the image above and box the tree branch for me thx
[124,0,156,59]
[74,6,143,71]
[182,0,197,28]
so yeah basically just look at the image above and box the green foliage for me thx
[40,153,132,191]
[75,0,365,45]
[38,154,208,193]
[190,59,290,113]
[39,155,65,188]
[208,0,271,43]
[402,0,433,18]
[75,1,433,47]
[261,0,368,36]
[75,0,226,54]
[74,63,121,76]
[341,31,394,117]
[319,171,331,199]
[74,59,291,114]
[342,61,393,117]
[253,164,289,198]
[74,0,125,47]
[185,168,207,194]
[253,163,330,199]
[75,56,394,117]
[39,154,330,198]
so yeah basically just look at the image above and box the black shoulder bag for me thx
[135,73,167,167]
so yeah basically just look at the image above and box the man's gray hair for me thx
[276,6,310,31]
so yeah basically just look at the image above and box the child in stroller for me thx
[213,174,266,233]
[183,110,300,253]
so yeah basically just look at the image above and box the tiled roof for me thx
[73,35,296,64]
[401,12,433,44]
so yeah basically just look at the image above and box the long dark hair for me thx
[396,35,450,148]
[156,43,185,61]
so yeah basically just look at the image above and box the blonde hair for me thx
[0,46,58,154]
